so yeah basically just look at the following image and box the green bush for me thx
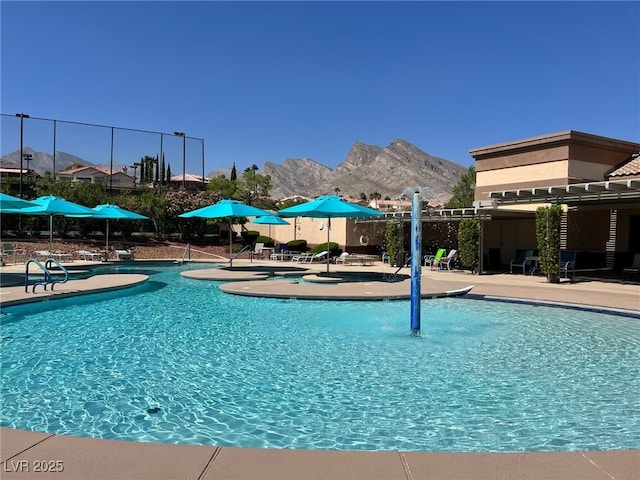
[457,218,480,273]
[385,221,401,266]
[241,230,260,245]
[287,239,308,252]
[536,205,562,283]
[309,242,341,257]
[255,235,274,247]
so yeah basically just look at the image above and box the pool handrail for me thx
[24,257,69,293]
[229,244,253,268]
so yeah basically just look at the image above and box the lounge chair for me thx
[335,252,350,264]
[560,250,577,278]
[34,250,53,260]
[307,250,329,263]
[623,253,640,281]
[425,248,446,268]
[251,242,266,260]
[1,242,26,265]
[76,250,105,261]
[434,249,458,271]
[115,249,134,261]
[510,249,534,274]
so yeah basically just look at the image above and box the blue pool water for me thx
[1,263,639,452]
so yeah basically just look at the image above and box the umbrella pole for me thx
[326,217,331,274]
[105,219,110,256]
[228,220,233,267]
[49,215,53,252]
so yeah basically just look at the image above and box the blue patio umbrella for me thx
[87,204,148,253]
[252,214,290,239]
[278,195,383,272]
[0,193,37,212]
[180,199,272,262]
[18,195,94,251]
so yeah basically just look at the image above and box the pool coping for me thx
[1,259,639,479]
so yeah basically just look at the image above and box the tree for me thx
[536,205,562,283]
[230,162,237,182]
[385,220,402,267]
[457,218,480,273]
[369,191,381,209]
[208,174,237,198]
[237,165,272,207]
[445,166,476,208]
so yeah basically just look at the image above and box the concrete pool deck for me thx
[1,259,639,479]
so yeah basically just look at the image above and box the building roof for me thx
[486,178,640,206]
[469,130,640,158]
[607,154,640,178]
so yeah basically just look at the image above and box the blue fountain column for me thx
[410,191,422,335]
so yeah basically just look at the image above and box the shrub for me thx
[241,230,260,245]
[287,239,308,252]
[457,218,480,273]
[536,205,562,283]
[385,221,401,266]
[255,235,274,247]
[309,242,341,257]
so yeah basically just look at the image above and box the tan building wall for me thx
[472,130,640,201]
[470,130,640,269]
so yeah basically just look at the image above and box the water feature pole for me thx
[410,191,422,335]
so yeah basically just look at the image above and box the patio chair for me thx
[434,249,458,271]
[510,249,534,274]
[115,249,134,261]
[251,242,265,260]
[34,250,53,260]
[623,253,640,281]
[560,250,577,278]
[1,242,26,265]
[425,248,446,268]
[335,252,350,264]
[307,250,329,263]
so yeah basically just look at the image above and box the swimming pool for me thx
[1,263,638,452]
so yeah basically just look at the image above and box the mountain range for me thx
[1,139,468,204]
[210,139,468,204]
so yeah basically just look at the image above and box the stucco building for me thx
[471,130,640,272]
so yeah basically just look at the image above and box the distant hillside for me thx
[4,139,469,205]
[0,147,94,175]
[211,139,468,204]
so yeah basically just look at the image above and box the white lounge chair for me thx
[115,249,134,261]
[308,250,329,263]
[335,252,350,264]
[251,242,266,260]
[434,249,458,271]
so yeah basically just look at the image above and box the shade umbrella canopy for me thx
[18,195,94,251]
[180,199,272,262]
[278,195,383,272]
[88,204,148,254]
[180,199,271,219]
[252,214,290,240]
[0,193,37,212]
[252,214,290,226]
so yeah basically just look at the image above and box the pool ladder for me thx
[24,257,69,293]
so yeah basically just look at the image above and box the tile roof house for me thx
[56,166,135,189]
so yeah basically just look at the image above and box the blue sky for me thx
[1,1,639,176]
